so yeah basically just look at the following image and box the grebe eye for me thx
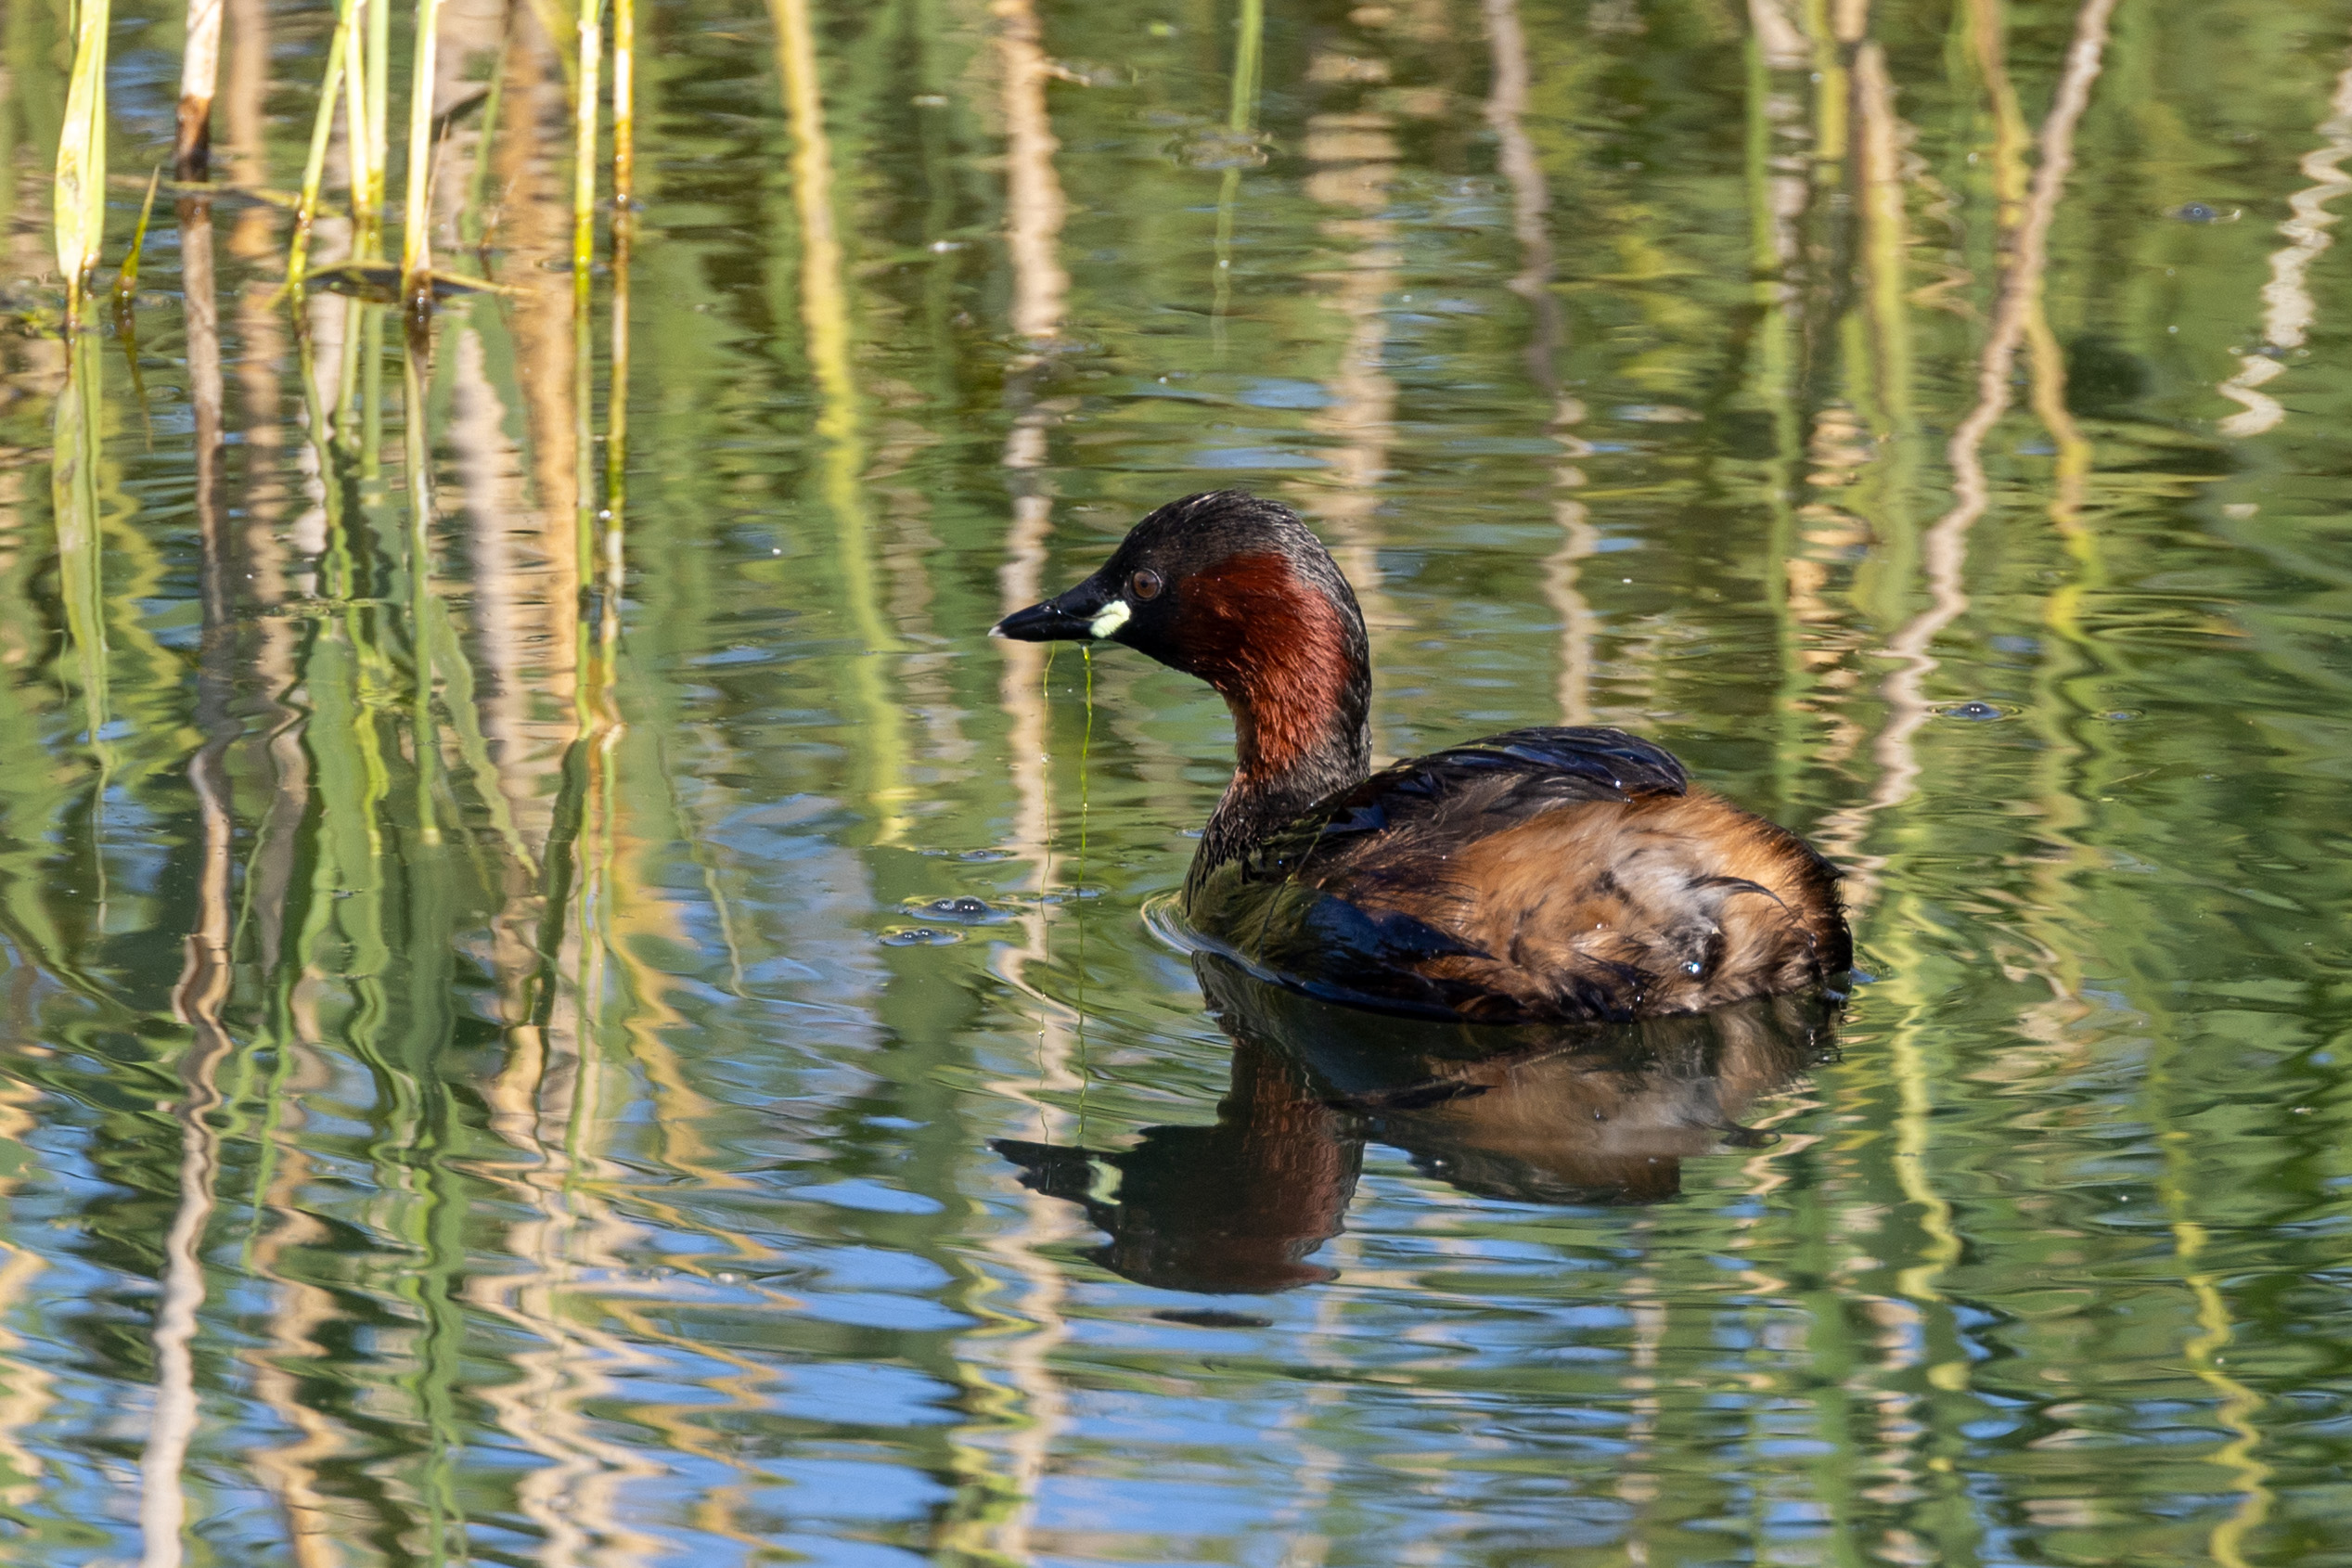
[1130,569,1163,601]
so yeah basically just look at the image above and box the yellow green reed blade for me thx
[54,0,113,321]
[111,166,161,307]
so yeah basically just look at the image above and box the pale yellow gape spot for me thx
[1088,599,1133,638]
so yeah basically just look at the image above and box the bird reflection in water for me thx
[993,955,1840,1294]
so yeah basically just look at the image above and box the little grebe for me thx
[993,491,1851,1022]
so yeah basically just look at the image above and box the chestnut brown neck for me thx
[1176,553,1372,878]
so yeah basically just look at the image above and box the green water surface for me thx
[2,0,2351,1562]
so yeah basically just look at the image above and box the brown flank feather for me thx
[1332,790,1847,1019]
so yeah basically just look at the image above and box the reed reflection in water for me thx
[6,0,2352,1563]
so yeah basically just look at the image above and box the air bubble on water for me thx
[905,895,1009,925]
[880,926,963,947]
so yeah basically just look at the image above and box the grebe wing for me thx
[1189,727,1699,1019]
[1240,726,1688,882]
[1198,726,1843,1022]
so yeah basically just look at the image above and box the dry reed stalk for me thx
[175,0,226,180]
[402,0,445,302]
[55,0,113,320]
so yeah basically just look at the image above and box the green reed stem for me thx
[572,0,606,708]
[342,0,377,257]
[366,0,391,257]
[402,0,445,304]
[55,0,112,322]
[573,0,605,291]
[1227,0,1264,137]
[290,0,353,291]
[608,0,633,508]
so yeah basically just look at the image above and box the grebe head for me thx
[994,491,1364,684]
[993,491,1372,796]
